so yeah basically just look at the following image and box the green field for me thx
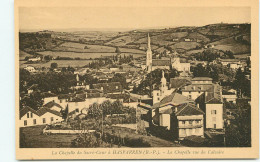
[209,37,250,54]
[20,60,93,68]
[19,50,32,60]
[20,125,78,148]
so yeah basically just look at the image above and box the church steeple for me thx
[147,33,151,50]
[146,33,152,72]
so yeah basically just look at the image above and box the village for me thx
[19,31,251,148]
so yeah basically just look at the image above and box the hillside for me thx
[19,23,251,62]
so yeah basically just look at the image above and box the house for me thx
[93,82,123,94]
[181,77,214,100]
[152,92,194,126]
[74,68,89,75]
[42,92,59,105]
[169,78,191,92]
[184,38,192,42]
[19,106,63,127]
[222,89,237,104]
[43,101,64,112]
[28,57,41,62]
[220,59,240,66]
[158,103,205,140]
[195,85,224,129]
[228,62,243,70]
[24,65,36,73]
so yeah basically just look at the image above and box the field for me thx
[170,42,200,50]
[209,37,250,54]
[20,125,78,148]
[20,60,93,68]
[19,50,32,60]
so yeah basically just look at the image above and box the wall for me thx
[182,91,202,100]
[159,114,171,129]
[205,104,223,129]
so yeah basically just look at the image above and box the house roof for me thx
[159,103,204,116]
[19,106,38,119]
[152,59,171,66]
[176,103,205,116]
[205,85,222,104]
[20,106,62,119]
[170,78,191,89]
[191,77,213,81]
[181,84,213,92]
[43,101,63,109]
[93,82,123,94]
[153,92,193,109]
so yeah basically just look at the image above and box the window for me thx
[43,118,46,123]
[24,120,27,126]
[213,124,217,129]
[157,93,159,96]
[31,112,33,118]
[211,110,217,114]
[188,95,192,99]
[27,113,29,118]
[51,117,54,122]
[189,121,193,125]
[189,91,191,94]
[76,108,79,113]
[157,97,160,101]
[182,121,185,125]
[33,119,36,125]
[196,120,200,124]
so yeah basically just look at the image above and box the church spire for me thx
[147,33,151,50]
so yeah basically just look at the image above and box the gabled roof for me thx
[170,78,191,89]
[43,101,63,109]
[19,106,38,119]
[159,103,204,116]
[153,92,193,109]
[20,106,62,119]
[176,103,205,116]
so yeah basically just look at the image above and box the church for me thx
[145,34,190,73]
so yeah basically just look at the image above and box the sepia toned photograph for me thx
[15,0,259,159]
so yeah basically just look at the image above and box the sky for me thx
[19,7,251,31]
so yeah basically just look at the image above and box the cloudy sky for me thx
[19,7,250,31]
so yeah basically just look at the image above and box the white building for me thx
[24,65,37,73]
[19,106,63,127]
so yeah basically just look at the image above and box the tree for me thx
[50,62,58,69]
[225,104,251,147]
[233,68,247,97]
[61,104,69,120]
[115,47,121,54]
